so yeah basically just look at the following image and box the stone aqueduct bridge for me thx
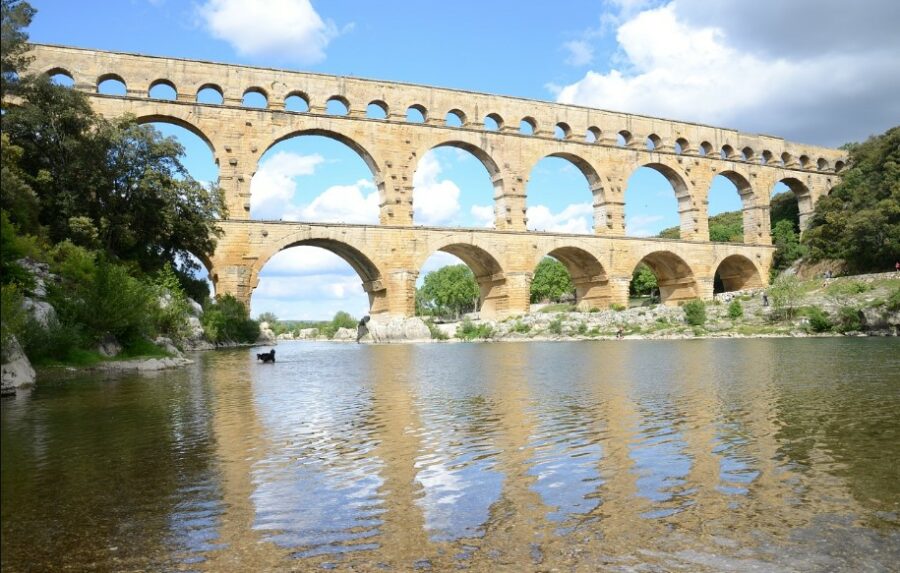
[28,44,846,318]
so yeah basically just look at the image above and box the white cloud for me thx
[197,0,340,64]
[413,154,461,226]
[250,151,324,219]
[555,1,900,146]
[563,40,594,67]
[470,205,495,228]
[261,247,355,277]
[284,179,379,224]
[626,214,665,236]
[526,203,593,234]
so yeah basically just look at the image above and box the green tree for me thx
[1,133,39,230]
[2,78,226,273]
[803,127,900,273]
[0,0,35,100]
[768,274,802,319]
[630,264,658,296]
[529,257,573,303]
[202,294,259,344]
[682,300,706,326]
[257,312,278,325]
[418,264,478,318]
[771,219,806,271]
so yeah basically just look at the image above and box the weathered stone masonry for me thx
[26,44,846,318]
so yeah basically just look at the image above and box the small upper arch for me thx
[284,90,310,112]
[148,78,177,100]
[484,112,504,131]
[520,117,536,135]
[196,83,224,105]
[366,100,388,119]
[242,87,269,108]
[326,95,350,115]
[555,122,572,140]
[445,108,466,127]
[406,103,427,123]
[97,73,127,96]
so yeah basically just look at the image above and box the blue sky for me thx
[28,0,899,319]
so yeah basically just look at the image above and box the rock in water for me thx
[1,337,36,395]
[366,317,431,343]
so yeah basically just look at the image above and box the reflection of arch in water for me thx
[254,235,387,314]
[417,241,506,318]
[714,254,764,293]
[632,250,697,305]
[537,245,610,309]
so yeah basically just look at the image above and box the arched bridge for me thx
[27,44,846,318]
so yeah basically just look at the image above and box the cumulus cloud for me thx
[470,205,495,228]
[284,179,379,224]
[197,0,341,64]
[626,214,665,236]
[554,1,900,146]
[526,203,593,234]
[413,154,462,226]
[563,40,594,66]
[250,151,324,219]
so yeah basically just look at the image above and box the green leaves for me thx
[803,126,900,272]
[418,264,478,318]
[530,257,574,303]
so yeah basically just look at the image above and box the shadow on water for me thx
[2,339,899,571]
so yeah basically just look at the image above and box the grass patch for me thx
[539,303,575,313]
[456,318,494,341]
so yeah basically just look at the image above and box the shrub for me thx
[576,321,588,335]
[456,318,493,341]
[202,294,260,343]
[769,275,803,319]
[610,303,626,312]
[547,316,564,335]
[683,300,707,326]
[151,264,192,343]
[1,284,27,361]
[887,287,900,312]
[425,318,448,340]
[320,311,357,339]
[20,315,85,365]
[806,306,833,332]
[836,306,862,333]
[728,299,743,319]
[512,321,531,334]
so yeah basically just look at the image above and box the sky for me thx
[28,0,900,319]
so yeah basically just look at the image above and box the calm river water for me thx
[2,339,899,572]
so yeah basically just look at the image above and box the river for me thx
[2,339,899,572]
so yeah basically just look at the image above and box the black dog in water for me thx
[257,349,276,363]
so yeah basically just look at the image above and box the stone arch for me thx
[134,114,216,156]
[406,103,427,123]
[527,151,608,233]
[631,250,697,305]
[43,67,75,87]
[586,126,601,143]
[675,137,690,154]
[366,99,388,119]
[520,116,536,135]
[539,245,610,309]
[284,90,310,112]
[777,177,814,230]
[326,95,350,115]
[242,86,268,108]
[417,240,507,318]
[484,112,503,131]
[266,128,381,181]
[816,157,830,171]
[445,108,466,127]
[646,133,662,150]
[196,83,224,104]
[714,169,762,243]
[555,122,572,140]
[713,254,763,293]
[255,233,387,315]
[96,73,127,93]
[635,161,699,239]
[149,78,177,100]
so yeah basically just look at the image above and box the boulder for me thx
[333,327,356,341]
[1,337,36,395]
[366,317,432,343]
[257,321,276,342]
[297,328,319,340]
[187,298,204,316]
[97,334,122,358]
[22,297,57,328]
[154,336,182,357]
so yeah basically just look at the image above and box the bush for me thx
[320,311,357,339]
[728,299,743,319]
[424,318,448,340]
[683,300,707,326]
[456,318,493,341]
[19,315,85,365]
[887,287,900,312]
[151,264,192,343]
[512,321,531,334]
[806,306,833,332]
[547,316,564,335]
[769,275,803,319]
[576,321,588,335]
[610,303,626,312]
[1,284,28,361]
[836,306,862,333]
[202,294,260,343]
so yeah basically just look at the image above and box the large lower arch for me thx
[418,241,507,318]
[253,236,388,315]
[525,152,604,234]
[540,246,610,309]
[632,250,697,305]
[714,254,764,293]
[713,170,763,243]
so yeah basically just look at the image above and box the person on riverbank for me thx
[762,292,769,307]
